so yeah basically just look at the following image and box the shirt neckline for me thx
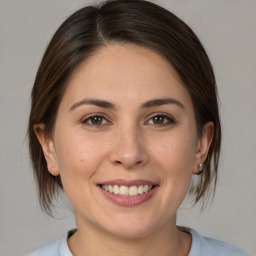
[59,228,199,256]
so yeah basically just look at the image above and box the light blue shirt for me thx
[26,228,250,256]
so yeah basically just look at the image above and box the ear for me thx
[193,121,214,174]
[33,123,60,176]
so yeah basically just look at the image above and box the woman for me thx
[26,0,249,255]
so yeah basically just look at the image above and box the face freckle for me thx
[49,43,202,238]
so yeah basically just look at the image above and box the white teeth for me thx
[143,185,149,193]
[101,184,154,196]
[119,185,129,196]
[113,185,119,195]
[129,186,138,196]
[138,185,144,194]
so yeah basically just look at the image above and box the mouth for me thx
[97,180,159,206]
[99,184,155,196]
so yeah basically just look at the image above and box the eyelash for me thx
[81,114,110,126]
[81,113,176,127]
[145,113,176,126]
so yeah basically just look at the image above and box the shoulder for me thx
[25,229,75,256]
[189,229,250,256]
[25,240,60,256]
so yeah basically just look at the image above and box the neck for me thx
[68,215,191,256]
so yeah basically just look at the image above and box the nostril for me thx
[114,160,143,167]
[135,160,142,166]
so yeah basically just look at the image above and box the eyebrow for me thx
[69,98,116,111]
[141,98,184,109]
[69,97,185,111]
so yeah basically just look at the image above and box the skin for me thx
[35,44,214,256]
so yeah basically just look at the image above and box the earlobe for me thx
[33,123,60,176]
[193,121,214,174]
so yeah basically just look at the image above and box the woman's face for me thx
[38,44,212,238]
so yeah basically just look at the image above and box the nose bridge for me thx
[109,120,148,169]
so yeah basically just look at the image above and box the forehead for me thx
[61,43,193,110]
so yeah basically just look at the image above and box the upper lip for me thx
[98,179,157,187]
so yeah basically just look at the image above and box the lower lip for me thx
[99,186,158,207]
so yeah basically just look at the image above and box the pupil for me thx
[154,116,164,124]
[92,116,102,124]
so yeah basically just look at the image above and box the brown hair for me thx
[28,0,221,214]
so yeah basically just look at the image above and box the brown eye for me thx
[147,114,175,126]
[152,116,165,124]
[90,116,103,125]
[82,115,109,126]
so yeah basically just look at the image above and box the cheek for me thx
[54,130,109,184]
[52,131,111,208]
[152,130,197,174]
[152,129,196,197]
[142,131,197,224]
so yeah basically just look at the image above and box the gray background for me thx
[0,0,255,255]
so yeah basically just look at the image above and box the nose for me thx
[109,125,149,169]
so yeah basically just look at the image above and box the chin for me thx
[98,213,163,239]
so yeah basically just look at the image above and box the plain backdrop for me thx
[0,0,255,255]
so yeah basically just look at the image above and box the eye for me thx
[146,114,175,126]
[82,115,110,126]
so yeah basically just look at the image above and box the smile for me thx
[98,180,159,207]
[100,184,154,196]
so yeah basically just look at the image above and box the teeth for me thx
[129,186,138,196]
[138,185,144,194]
[101,184,154,196]
[120,185,129,196]
[113,185,119,195]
